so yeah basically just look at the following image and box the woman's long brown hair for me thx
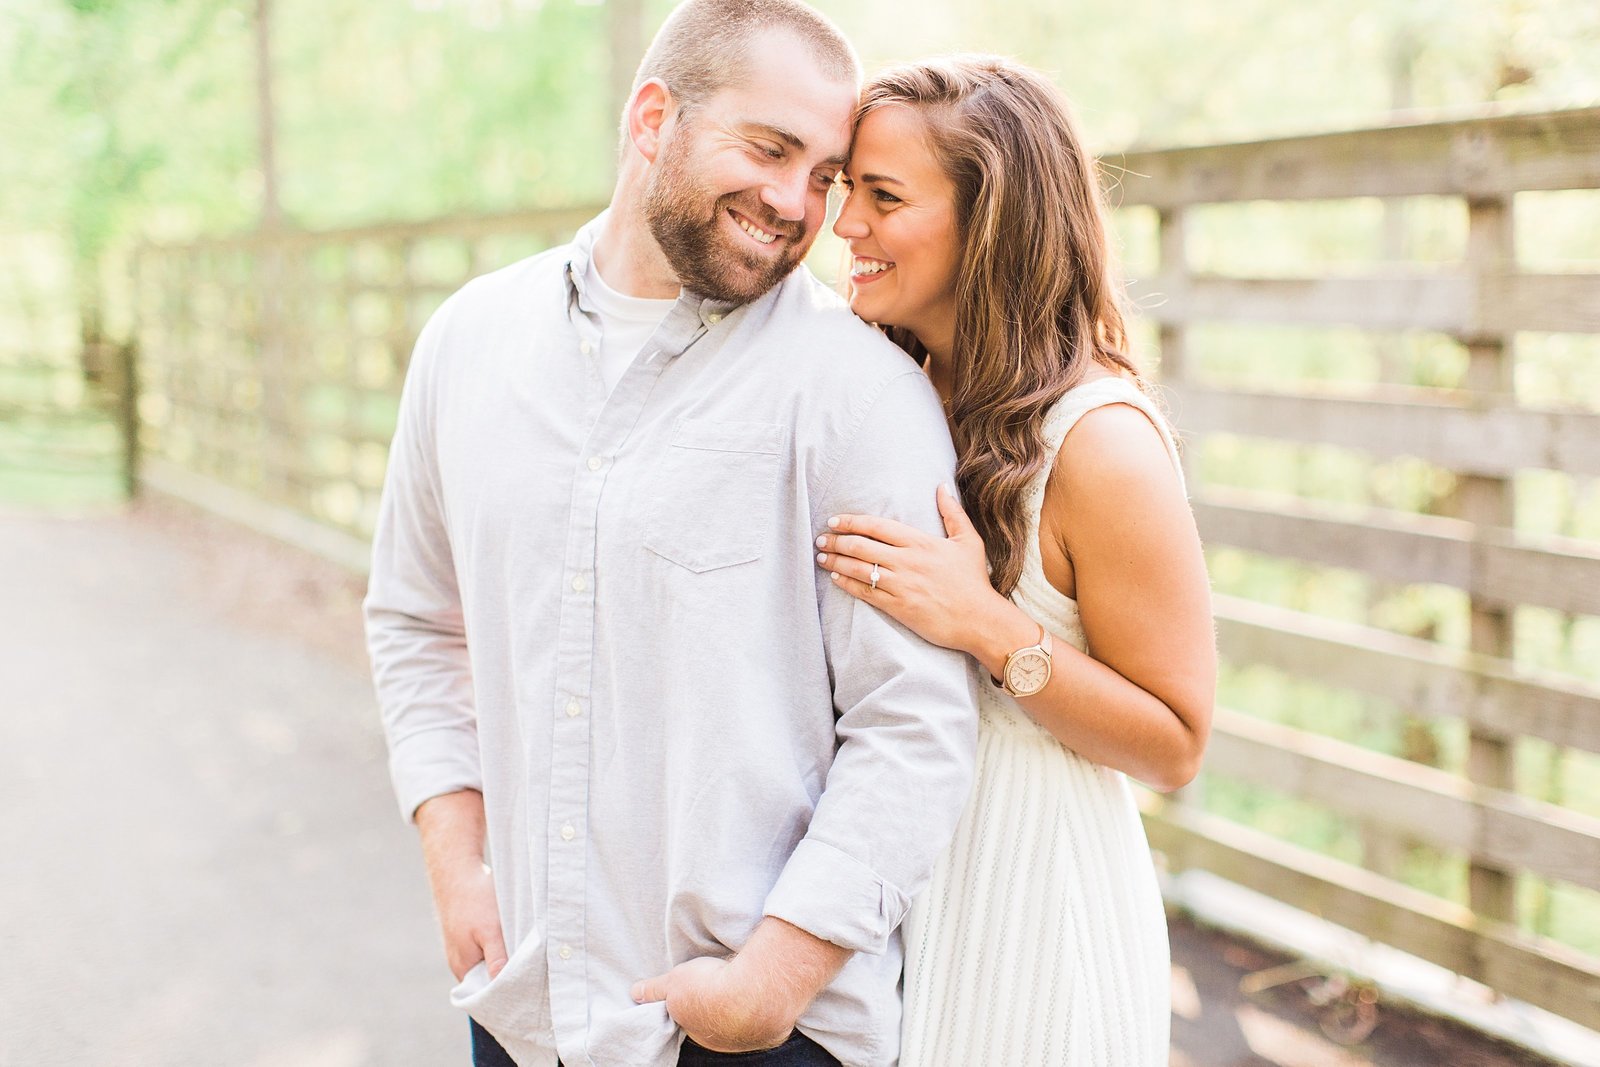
[858,56,1148,596]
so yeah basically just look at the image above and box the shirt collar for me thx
[564,212,744,346]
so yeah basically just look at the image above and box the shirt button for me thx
[561,824,575,841]
[587,456,604,471]
[559,945,573,960]
[706,312,722,324]
[566,700,581,717]
[579,341,594,356]
[571,575,586,592]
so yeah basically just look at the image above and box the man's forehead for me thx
[708,32,856,155]
[714,91,855,157]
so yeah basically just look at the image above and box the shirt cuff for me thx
[762,838,911,955]
[387,726,483,823]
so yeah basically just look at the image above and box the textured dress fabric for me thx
[900,377,1180,1066]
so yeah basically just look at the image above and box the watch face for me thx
[1005,651,1050,695]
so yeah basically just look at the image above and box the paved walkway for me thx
[0,505,455,1066]
[0,503,1555,1066]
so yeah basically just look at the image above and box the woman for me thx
[815,57,1215,1064]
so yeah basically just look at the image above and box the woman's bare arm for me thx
[816,402,1214,792]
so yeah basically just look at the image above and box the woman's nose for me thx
[832,193,868,239]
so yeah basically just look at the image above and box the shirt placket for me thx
[542,283,725,1065]
[543,295,606,1062]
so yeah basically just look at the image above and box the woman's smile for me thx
[833,104,961,357]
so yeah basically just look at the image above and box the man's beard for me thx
[642,129,812,304]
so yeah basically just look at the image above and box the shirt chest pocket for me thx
[642,419,787,573]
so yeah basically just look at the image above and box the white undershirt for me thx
[583,257,677,396]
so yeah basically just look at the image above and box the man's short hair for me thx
[632,0,861,114]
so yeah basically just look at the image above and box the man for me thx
[363,2,977,1065]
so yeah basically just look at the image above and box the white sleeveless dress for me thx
[900,377,1177,1066]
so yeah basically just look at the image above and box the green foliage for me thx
[2,0,251,258]
[4,0,1600,254]
[271,0,618,227]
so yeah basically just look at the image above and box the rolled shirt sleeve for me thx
[362,298,483,822]
[763,370,980,954]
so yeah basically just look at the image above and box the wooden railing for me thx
[130,207,597,562]
[129,107,1600,1034]
[1118,107,1600,1031]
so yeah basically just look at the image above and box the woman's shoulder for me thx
[1042,374,1183,506]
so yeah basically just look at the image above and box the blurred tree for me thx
[269,0,620,228]
[1,0,1597,264]
[255,0,281,229]
[2,0,248,362]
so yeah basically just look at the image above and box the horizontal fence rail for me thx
[1128,271,1600,334]
[1194,488,1600,616]
[1213,595,1600,755]
[1174,386,1600,478]
[1113,106,1600,206]
[1118,106,1600,1033]
[1143,801,1600,1030]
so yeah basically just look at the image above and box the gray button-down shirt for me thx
[364,216,978,1067]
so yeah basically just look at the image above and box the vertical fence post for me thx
[1156,206,1188,388]
[117,338,141,500]
[1156,205,1194,496]
[1156,206,1199,531]
[1460,193,1517,927]
[1156,205,1205,817]
[258,238,288,505]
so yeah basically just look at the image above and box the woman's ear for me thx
[627,79,674,166]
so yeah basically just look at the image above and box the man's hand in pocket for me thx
[416,790,509,981]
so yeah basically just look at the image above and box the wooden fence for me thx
[0,236,136,506]
[129,107,1600,1034]
[1119,106,1600,1031]
[0,340,136,502]
[131,207,595,565]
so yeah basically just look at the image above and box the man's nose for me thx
[760,168,812,223]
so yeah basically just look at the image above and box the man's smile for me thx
[727,207,785,248]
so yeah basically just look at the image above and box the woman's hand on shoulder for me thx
[815,484,1006,654]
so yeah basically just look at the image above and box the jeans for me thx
[469,1019,841,1066]
[679,1031,840,1066]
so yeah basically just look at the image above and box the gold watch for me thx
[995,623,1053,698]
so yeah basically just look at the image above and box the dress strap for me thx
[1030,376,1184,507]
[1015,377,1185,601]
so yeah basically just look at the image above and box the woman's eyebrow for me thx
[859,173,905,185]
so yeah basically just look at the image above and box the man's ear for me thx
[627,79,675,165]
